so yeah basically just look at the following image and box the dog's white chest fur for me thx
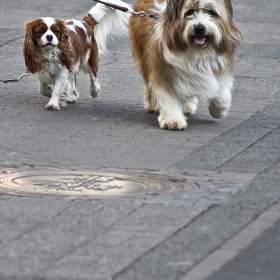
[37,48,63,83]
[163,46,233,100]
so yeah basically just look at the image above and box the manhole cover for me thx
[0,170,195,199]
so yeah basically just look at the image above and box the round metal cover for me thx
[0,170,194,199]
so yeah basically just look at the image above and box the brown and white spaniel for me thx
[23,0,131,110]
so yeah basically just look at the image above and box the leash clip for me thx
[131,10,160,19]
[93,0,160,19]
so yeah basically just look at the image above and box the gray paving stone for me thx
[0,0,280,279]
[207,219,280,280]
[171,99,280,171]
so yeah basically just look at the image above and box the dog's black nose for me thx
[46,35,53,42]
[194,24,206,35]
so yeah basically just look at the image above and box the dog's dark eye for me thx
[54,30,59,34]
[185,9,195,16]
[37,30,44,35]
[207,9,217,16]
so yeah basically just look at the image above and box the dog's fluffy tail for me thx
[89,0,131,54]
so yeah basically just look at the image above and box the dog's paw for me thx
[144,91,158,113]
[158,115,187,130]
[184,97,198,115]
[90,81,101,98]
[68,89,80,102]
[73,89,80,99]
[208,103,227,119]
[145,103,159,114]
[47,85,53,91]
[184,102,197,115]
[59,100,68,107]
[45,102,60,110]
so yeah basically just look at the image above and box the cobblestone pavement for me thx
[0,0,280,279]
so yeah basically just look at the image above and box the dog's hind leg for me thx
[66,74,80,103]
[208,88,232,119]
[144,86,158,113]
[184,96,198,115]
[86,40,100,98]
[83,63,100,98]
[39,82,52,98]
[89,72,100,98]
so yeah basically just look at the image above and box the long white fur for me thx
[149,0,234,129]
[89,0,132,54]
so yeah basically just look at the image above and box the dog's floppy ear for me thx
[223,0,234,17]
[165,0,185,21]
[23,22,42,74]
[219,0,242,52]
[163,0,188,52]
[57,20,75,71]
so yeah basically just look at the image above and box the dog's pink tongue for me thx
[194,37,206,46]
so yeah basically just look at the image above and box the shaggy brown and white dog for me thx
[23,0,131,110]
[129,0,241,130]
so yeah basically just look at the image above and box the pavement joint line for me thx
[111,206,211,280]
[2,201,77,245]
[213,123,280,171]
[40,202,146,276]
[178,201,280,280]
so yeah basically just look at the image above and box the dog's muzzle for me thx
[193,24,207,47]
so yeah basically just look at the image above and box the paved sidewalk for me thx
[0,0,280,279]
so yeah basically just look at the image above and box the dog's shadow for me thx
[27,92,221,131]
[79,98,220,130]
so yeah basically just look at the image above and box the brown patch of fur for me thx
[23,19,44,73]
[87,39,99,77]
[130,0,178,95]
[214,0,241,71]
[53,19,75,71]
[83,14,98,30]
[162,19,188,53]
[82,14,99,76]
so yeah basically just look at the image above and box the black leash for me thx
[0,70,30,84]
[93,0,160,19]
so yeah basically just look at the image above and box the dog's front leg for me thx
[39,82,52,98]
[155,89,187,130]
[45,69,68,110]
[208,88,232,119]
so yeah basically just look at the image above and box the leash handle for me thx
[93,0,130,12]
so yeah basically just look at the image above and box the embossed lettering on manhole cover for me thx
[0,170,195,199]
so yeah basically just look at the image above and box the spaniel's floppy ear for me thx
[23,22,42,74]
[58,20,75,71]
